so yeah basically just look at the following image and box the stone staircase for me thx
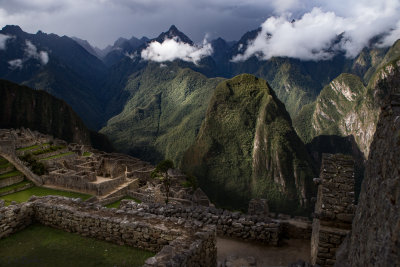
[98,179,139,200]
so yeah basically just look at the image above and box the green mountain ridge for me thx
[294,51,400,158]
[100,63,224,164]
[182,74,316,212]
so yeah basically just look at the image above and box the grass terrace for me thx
[83,151,92,157]
[0,186,91,206]
[0,181,33,194]
[40,152,74,161]
[16,143,49,152]
[105,196,142,208]
[0,170,22,180]
[0,224,155,267]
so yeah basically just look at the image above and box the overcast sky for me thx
[0,0,399,55]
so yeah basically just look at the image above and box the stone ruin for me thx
[248,199,269,218]
[311,153,356,266]
[0,196,216,266]
[0,128,211,206]
[0,127,368,266]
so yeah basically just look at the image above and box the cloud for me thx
[141,37,212,64]
[0,33,12,49]
[233,0,400,61]
[7,40,49,69]
[379,20,400,47]
[24,40,49,64]
[8,59,23,69]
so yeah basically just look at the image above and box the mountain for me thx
[293,40,400,158]
[102,36,147,67]
[182,74,316,212]
[100,63,224,164]
[0,25,107,130]
[71,37,100,58]
[155,25,193,44]
[0,79,113,151]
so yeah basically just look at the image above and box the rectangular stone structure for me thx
[311,153,355,266]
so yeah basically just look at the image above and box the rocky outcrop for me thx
[335,91,400,264]
[183,74,316,212]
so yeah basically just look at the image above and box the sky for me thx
[0,0,399,62]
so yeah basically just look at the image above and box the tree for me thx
[151,159,174,204]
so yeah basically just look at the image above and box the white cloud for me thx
[24,40,49,64]
[379,20,400,47]
[7,40,49,70]
[141,37,212,64]
[8,59,23,69]
[0,33,12,49]
[233,0,400,61]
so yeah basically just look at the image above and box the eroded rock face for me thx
[335,73,400,266]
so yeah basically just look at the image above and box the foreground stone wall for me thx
[0,201,34,239]
[311,154,355,266]
[120,201,280,245]
[0,196,217,267]
[335,93,400,266]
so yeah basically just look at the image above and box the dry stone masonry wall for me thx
[120,200,281,245]
[0,196,217,267]
[311,153,356,266]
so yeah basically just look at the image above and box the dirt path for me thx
[217,237,310,267]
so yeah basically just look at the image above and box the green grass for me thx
[83,152,92,157]
[16,144,47,151]
[105,197,142,208]
[0,162,11,169]
[0,186,91,205]
[0,157,8,165]
[0,180,32,194]
[32,145,66,156]
[0,223,155,267]
[0,170,22,180]
[40,152,74,161]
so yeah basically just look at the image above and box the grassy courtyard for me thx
[0,224,155,267]
[0,186,91,205]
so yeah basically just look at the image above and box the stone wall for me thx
[120,200,280,245]
[0,202,34,239]
[0,175,24,188]
[311,154,355,266]
[0,196,217,267]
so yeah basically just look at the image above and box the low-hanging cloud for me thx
[8,59,23,69]
[233,0,400,61]
[0,33,12,49]
[25,40,49,64]
[141,37,212,64]
[7,40,49,69]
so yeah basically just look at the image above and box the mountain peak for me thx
[169,25,178,32]
[1,25,23,35]
[157,25,193,45]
